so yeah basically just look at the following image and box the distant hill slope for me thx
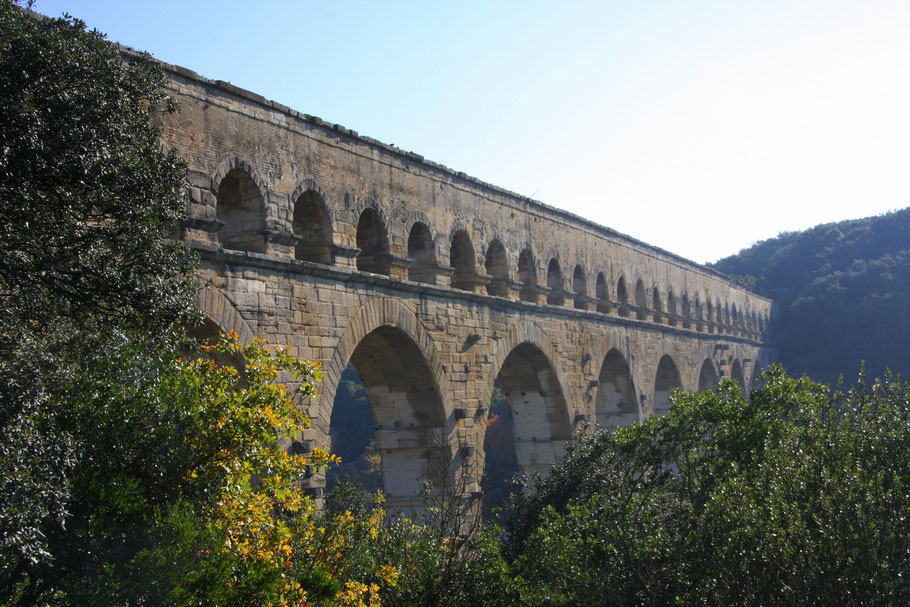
[712,207,910,384]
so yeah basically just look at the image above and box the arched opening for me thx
[329,326,447,512]
[616,277,629,317]
[407,222,435,283]
[730,358,745,393]
[293,190,333,264]
[573,265,587,310]
[694,296,703,330]
[450,230,477,291]
[681,293,691,329]
[731,304,739,333]
[517,249,538,302]
[356,208,389,275]
[667,290,677,327]
[652,287,663,323]
[546,259,564,306]
[653,354,682,415]
[485,240,510,297]
[216,168,266,253]
[635,279,647,320]
[595,272,609,313]
[697,358,719,391]
[483,342,572,517]
[595,349,638,430]
[706,300,714,332]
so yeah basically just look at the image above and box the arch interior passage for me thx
[485,241,509,297]
[517,251,537,302]
[730,359,746,392]
[546,259,564,305]
[216,168,265,253]
[450,230,477,291]
[698,359,719,391]
[493,343,572,477]
[356,209,389,275]
[595,350,638,430]
[293,191,332,264]
[344,326,447,508]
[653,355,682,415]
[407,222,435,283]
[573,265,587,310]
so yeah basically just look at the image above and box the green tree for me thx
[0,0,198,592]
[505,369,910,605]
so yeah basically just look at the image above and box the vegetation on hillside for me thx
[713,208,910,383]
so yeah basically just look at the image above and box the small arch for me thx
[616,276,630,317]
[681,293,691,329]
[634,279,647,320]
[293,189,333,264]
[651,286,663,323]
[517,248,538,302]
[407,222,435,283]
[573,265,587,310]
[595,272,609,313]
[356,207,390,275]
[653,354,682,415]
[697,358,719,391]
[595,349,638,429]
[484,239,510,297]
[666,289,677,327]
[450,229,477,291]
[730,358,745,393]
[547,258,565,306]
[215,167,266,253]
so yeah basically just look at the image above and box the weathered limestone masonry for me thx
[159,61,774,510]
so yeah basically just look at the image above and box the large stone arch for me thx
[195,285,257,345]
[319,297,450,510]
[482,322,573,476]
[653,353,683,415]
[697,358,720,391]
[594,348,639,429]
[320,297,447,424]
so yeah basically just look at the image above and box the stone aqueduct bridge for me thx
[159,61,774,509]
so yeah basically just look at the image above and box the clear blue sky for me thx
[32,0,910,263]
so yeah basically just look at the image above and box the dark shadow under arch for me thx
[595,349,638,429]
[698,358,719,391]
[653,354,682,415]
[216,168,266,253]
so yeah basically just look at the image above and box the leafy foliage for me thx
[0,0,197,593]
[504,368,910,605]
[713,208,910,383]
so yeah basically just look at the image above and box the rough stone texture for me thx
[158,62,775,510]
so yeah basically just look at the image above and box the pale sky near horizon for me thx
[31,0,910,264]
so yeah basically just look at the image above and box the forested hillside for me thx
[713,207,910,384]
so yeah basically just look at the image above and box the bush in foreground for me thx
[505,366,910,606]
